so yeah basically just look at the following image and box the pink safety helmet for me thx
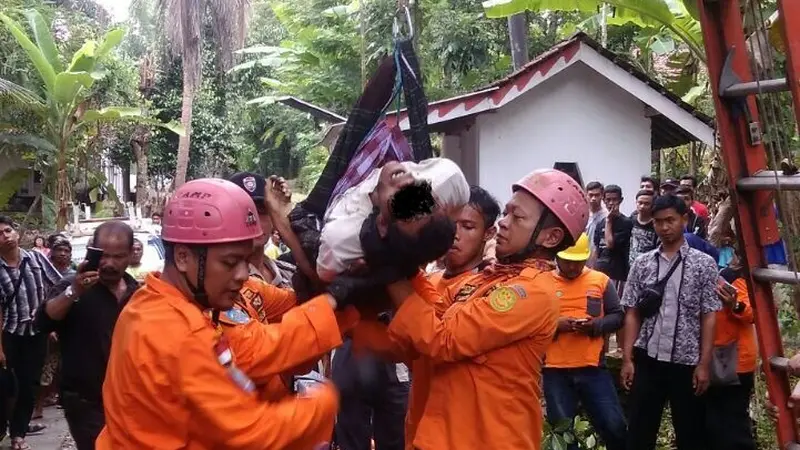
[161,178,262,245]
[512,169,589,242]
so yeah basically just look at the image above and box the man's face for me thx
[152,215,161,225]
[603,192,622,214]
[636,194,654,216]
[0,224,19,252]
[586,188,603,211]
[496,191,552,257]
[176,241,252,310]
[640,180,655,191]
[50,245,71,267]
[375,162,415,217]
[556,257,585,280]
[676,193,693,209]
[252,213,273,254]
[445,205,493,271]
[660,186,676,196]
[680,179,694,189]
[272,230,281,244]
[95,232,132,284]
[131,241,144,265]
[653,207,688,244]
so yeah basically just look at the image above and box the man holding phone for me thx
[36,221,139,450]
[542,233,626,450]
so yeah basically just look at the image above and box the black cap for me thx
[660,178,679,188]
[228,172,267,213]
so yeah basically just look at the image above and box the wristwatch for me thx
[64,286,79,303]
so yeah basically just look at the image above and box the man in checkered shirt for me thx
[0,215,62,447]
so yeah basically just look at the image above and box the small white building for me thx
[387,33,715,212]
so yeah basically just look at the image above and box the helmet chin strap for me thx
[499,210,550,264]
[181,247,216,323]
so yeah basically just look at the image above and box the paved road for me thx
[0,406,74,450]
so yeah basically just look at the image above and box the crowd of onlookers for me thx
[573,174,762,450]
[0,169,784,450]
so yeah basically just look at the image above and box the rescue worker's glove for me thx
[326,266,408,309]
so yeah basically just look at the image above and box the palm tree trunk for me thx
[174,66,195,188]
[132,125,152,214]
[55,138,69,230]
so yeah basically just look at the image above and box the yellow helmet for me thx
[556,232,591,261]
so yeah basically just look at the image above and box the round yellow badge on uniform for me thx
[489,286,519,312]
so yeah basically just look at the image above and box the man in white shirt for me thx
[585,181,607,268]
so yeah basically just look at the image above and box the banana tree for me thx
[0,10,184,229]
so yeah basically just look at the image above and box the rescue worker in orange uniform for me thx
[351,185,502,449]
[542,233,626,450]
[97,179,352,449]
[217,172,331,401]
[382,169,590,450]
[705,260,757,450]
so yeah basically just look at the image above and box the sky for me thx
[96,0,132,22]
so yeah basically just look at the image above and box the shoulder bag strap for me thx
[2,258,29,308]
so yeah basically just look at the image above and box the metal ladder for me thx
[697,0,800,448]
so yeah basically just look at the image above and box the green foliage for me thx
[0,168,31,208]
[543,416,606,450]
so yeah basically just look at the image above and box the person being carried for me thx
[317,158,469,283]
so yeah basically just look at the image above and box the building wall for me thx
[475,62,651,214]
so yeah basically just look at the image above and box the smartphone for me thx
[82,247,104,272]
[574,318,590,324]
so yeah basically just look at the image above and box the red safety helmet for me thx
[512,169,589,242]
[162,178,262,245]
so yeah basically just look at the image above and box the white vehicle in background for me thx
[64,202,164,274]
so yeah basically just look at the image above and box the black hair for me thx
[0,215,15,228]
[680,175,697,186]
[50,237,71,250]
[640,175,657,186]
[152,212,162,218]
[585,181,603,192]
[133,238,143,245]
[636,189,655,199]
[652,194,689,216]
[92,220,134,249]
[390,181,435,221]
[468,185,501,229]
[675,185,694,199]
[604,184,623,197]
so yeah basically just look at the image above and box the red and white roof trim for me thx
[386,34,714,146]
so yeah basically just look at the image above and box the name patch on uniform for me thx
[489,286,519,312]
[225,308,251,324]
[241,287,267,322]
[454,284,477,303]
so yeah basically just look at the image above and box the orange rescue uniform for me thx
[544,268,612,368]
[388,261,558,450]
[714,278,757,373]
[97,273,342,449]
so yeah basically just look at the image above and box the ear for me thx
[537,227,566,249]
[173,244,193,273]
